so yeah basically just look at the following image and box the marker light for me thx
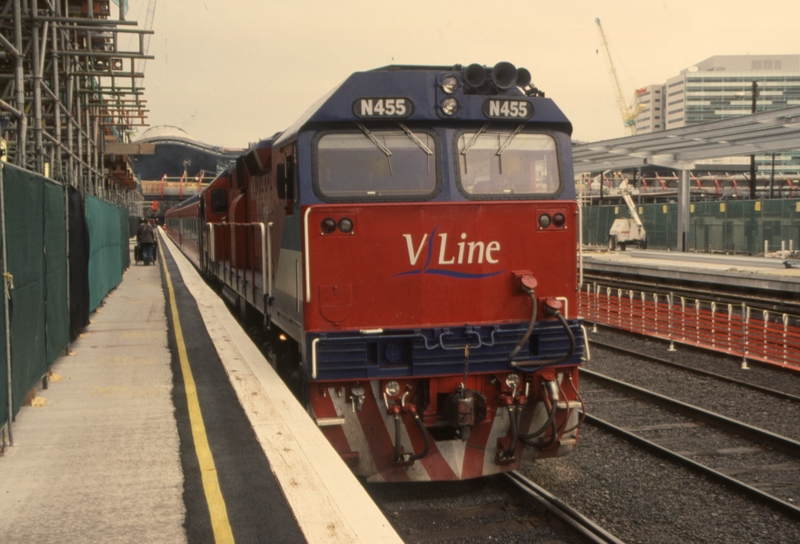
[442,75,458,94]
[338,217,354,233]
[539,213,551,229]
[385,381,401,397]
[553,212,566,228]
[321,218,336,234]
[442,97,458,116]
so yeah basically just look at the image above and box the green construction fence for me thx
[582,199,800,253]
[1,164,129,433]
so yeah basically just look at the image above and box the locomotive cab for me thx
[277,64,585,481]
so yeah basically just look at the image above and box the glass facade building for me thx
[635,55,800,175]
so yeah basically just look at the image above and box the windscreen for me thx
[457,130,560,197]
[315,128,438,200]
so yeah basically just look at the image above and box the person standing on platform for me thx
[150,218,159,262]
[137,219,156,265]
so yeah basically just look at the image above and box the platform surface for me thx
[583,249,800,294]
[0,255,186,543]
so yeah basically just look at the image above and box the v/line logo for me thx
[397,227,503,279]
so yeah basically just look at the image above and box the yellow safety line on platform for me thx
[159,243,235,544]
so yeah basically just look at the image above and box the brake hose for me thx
[520,394,556,444]
[512,309,576,372]
[531,418,559,449]
[508,288,538,362]
[410,412,431,461]
[521,381,561,449]
[499,404,520,459]
[392,410,430,463]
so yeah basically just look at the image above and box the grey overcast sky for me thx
[125,0,800,149]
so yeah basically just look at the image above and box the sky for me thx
[121,0,800,149]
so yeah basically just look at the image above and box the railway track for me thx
[584,327,800,443]
[366,474,623,543]
[580,368,800,518]
[503,472,624,544]
[589,338,800,402]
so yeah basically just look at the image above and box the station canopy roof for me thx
[572,106,800,173]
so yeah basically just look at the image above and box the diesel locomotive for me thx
[165,63,586,482]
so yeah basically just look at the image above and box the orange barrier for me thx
[580,283,800,371]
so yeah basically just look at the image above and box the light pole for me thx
[735,82,759,199]
[749,81,758,199]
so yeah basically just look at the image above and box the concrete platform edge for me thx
[160,233,402,543]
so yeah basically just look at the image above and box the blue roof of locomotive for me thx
[273,65,572,149]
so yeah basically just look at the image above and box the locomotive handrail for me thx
[304,208,312,303]
[266,221,273,300]
[206,223,215,265]
[228,222,268,299]
[205,222,269,317]
[311,337,320,379]
[438,329,482,350]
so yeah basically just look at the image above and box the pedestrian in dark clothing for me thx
[136,219,156,265]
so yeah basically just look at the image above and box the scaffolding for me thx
[578,171,800,203]
[0,0,151,205]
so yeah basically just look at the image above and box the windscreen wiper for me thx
[460,123,489,156]
[398,123,433,155]
[460,123,489,174]
[496,124,524,174]
[356,122,393,174]
[398,123,432,173]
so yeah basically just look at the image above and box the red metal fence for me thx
[579,283,800,371]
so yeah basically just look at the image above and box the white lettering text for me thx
[438,233,455,264]
[403,233,427,265]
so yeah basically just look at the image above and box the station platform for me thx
[582,249,800,297]
[0,233,400,543]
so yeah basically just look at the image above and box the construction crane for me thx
[137,0,158,75]
[595,17,645,136]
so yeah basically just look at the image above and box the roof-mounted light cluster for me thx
[459,62,545,97]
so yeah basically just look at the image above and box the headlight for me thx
[442,75,458,94]
[385,381,401,397]
[505,373,520,389]
[338,217,354,233]
[442,97,458,116]
[539,213,551,229]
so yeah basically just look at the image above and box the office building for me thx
[634,55,800,174]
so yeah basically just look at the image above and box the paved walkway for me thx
[0,258,186,543]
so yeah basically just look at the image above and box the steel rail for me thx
[588,338,800,402]
[581,368,800,458]
[585,414,800,519]
[504,471,625,544]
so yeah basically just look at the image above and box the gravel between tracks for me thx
[519,426,800,543]
[585,327,800,442]
[515,326,800,543]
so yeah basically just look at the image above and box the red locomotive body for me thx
[166,63,586,482]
